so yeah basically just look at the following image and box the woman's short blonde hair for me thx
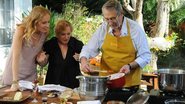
[55,20,73,36]
[19,6,50,41]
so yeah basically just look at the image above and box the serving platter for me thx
[0,92,7,97]
[0,92,31,103]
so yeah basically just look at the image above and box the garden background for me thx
[0,0,185,84]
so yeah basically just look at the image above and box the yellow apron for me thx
[100,20,141,87]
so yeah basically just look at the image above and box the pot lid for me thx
[158,69,185,74]
[76,75,108,79]
[126,91,149,104]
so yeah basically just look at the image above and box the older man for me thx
[80,0,151,88]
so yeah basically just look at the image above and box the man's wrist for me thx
[128,64,132,70]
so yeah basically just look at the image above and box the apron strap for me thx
[126,19,131,36]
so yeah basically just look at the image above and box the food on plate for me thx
[60,89,73,99]
[13,91,22,101]
[89,58,97,65]
[107,100,125,104]
[59,89,73,104]
[47,92,55,98]
[85,71,99,76]
[3,96,13,100]
[89,58,100,66]
[109,73,125,80]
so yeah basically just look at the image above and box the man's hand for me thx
[80,57,92,72]
[119,64,131,74]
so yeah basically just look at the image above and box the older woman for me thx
[2,6,50,91]
[37,20,83,89]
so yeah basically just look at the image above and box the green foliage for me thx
[170,7,185,27]
[169,0,185,11]
[143,0,157,26]
[142,65,153,73]
[48,1,103,44]
[48,11,57,40]
[157,32,185,69]
[81,0,107,15]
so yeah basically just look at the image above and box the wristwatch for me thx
[128,64,132,70]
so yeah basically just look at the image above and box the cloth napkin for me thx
[19,80,33,90]
[77,100,101,104]
[38,84,67,92]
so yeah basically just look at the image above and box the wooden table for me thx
[141,73,159,91]
[0,86,79,104]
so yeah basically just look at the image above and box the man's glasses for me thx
[59,32,71,36]
[103,15,119,22]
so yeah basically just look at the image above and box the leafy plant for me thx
[143,0,157,27]
[170,7,185,27]
[48,1,103,44]
[48,11,57,40]
[157,32,185,69]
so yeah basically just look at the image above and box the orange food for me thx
[89,58,97,65]
[95,62,100,66]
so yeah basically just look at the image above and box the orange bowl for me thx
[107,73,125,89]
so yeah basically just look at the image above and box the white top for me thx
[80,17,151,68]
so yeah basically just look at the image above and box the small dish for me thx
[107,100,125,104]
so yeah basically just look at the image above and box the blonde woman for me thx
[2,6,50,92]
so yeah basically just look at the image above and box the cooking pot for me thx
[158,68,185,92]
[76,73,126,100]
[76,75,108,100]
[165,99,185,104]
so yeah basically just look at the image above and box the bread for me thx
[13,91,22,100]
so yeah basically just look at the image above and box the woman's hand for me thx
[36,51,49,66]
[5,83,19,92]
[73,53,80,61]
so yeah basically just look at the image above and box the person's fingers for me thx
[73,55,76,61]
[73,54,80,61]
[81,63,91,72]
[119,66,130,74]
[119,68,125,73]
[4,85,19,92]
[4,88,16,92]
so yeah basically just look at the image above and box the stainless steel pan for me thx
[158,68,185,92]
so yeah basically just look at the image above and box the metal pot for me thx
[165,99,185,104]
[76,75,108,100]
[158,68,185,92]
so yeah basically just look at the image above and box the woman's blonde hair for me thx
[55,20,73,36]
[19,6,50,41]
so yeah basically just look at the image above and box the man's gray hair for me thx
[102,0,123,15]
